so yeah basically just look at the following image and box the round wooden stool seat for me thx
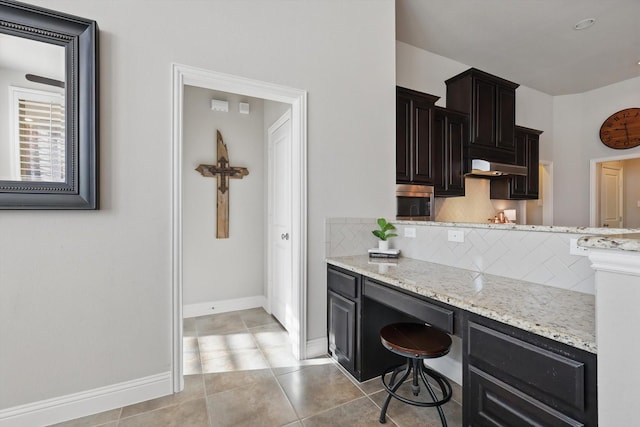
[380,322,452,359]
[378,323,453,425]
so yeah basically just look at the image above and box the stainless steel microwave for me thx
[396,184,434,221]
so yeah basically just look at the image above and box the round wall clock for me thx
[599,108,640,149]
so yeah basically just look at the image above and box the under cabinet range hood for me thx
[468,159,527,177]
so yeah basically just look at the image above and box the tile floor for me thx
[51,308,462,426]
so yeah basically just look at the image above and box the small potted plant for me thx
[372,217,397,251]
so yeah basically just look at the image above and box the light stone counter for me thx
[578,233,640,252]
[397,219,640,235]
[327,255,596,354]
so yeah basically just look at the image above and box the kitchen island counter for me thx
[327,255,596,353]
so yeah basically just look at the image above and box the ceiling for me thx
[396,0,640,96]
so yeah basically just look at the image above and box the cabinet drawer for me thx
[468,321,585,411]
[468,366,583,427]
[327,267,358,299]
[363,279,454,334]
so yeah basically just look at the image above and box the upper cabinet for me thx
[491,126,543,200]
[446,68,519,166]
[396,87,440,184]
[432,107,467,197]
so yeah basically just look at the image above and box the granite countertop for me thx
[578,233,640,252]
[327,255,596,354]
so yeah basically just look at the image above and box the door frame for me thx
[590,153,638,227]
[170,63,308,392]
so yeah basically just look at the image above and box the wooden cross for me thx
[195,130,249,239]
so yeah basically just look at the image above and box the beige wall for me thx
[624,158,640,228]
[182,87,266,306]
[0,0,396,412]
[553,77,640,226]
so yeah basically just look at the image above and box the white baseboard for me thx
[183,295,267,318]
[0,372,172,427]
[306,336,328,358]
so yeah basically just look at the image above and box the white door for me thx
[600,163,623,228]
[268,111,293,331]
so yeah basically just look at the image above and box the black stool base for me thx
[379,358,452,426]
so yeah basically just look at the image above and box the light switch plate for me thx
[448,230,464,243]
[404,227,416,238]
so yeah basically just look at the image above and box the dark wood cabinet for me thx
[396,86,440,184]
[491,125,542,200]
[446,68,519,166]
[327,265,460,381]
[464,314,597,426]
[327,266,360,378]
[432,107,467,197]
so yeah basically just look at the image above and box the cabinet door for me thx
[412,101,434,184]
[433,108,466,197]
[328,290,357,375]
[431,109,447,193]
[444,111,466,196]
[526,135,540,197]
[496,86,516,151]
[396,92,412,183]
[472,78,496,147]
[510,131,528,198]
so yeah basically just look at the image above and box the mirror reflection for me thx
[0,33,65,182]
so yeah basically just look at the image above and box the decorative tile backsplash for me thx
[325,218,595,294]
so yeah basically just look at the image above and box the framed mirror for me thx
[0,0,97,209]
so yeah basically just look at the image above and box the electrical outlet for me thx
[448,230,464,243]
[569,238,589,256]
[404,227,416,238]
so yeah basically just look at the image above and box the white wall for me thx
[553,76,640,226]
[0,0,396,414]
[182,87,265,306]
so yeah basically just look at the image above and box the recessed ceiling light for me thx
[574,18,596,30]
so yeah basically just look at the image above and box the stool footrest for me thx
[380,363,452,408]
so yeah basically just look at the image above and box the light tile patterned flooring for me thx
[51,308,462,426]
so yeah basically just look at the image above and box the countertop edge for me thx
[578,233,640,252]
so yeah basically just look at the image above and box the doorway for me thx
[590,153,640,228]
[171,64,308,393]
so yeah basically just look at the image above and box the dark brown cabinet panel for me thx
[327,265,360,378]
[432,107,467,197]
[464,314,597,426]
[446,68,519,166]
[468,366,584,427]
[327,290,357,375]
[491,126,542,200]
[396,86,440,184]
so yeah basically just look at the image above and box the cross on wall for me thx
[195,130,249,239]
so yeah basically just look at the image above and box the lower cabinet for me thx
[327,265,359,378]
[328,290,357,375]
[327,264,598,426]
[464,313,597,426]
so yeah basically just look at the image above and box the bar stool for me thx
[378,322,453,426]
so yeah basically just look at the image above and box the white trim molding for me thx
[588,248,640,275]
[0,372,171,427]
[306,337,328,359]
[183,296,267,318]
[588,247,640,426]
[171,63,308,393]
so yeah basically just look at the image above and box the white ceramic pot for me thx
[378,240,389,251]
